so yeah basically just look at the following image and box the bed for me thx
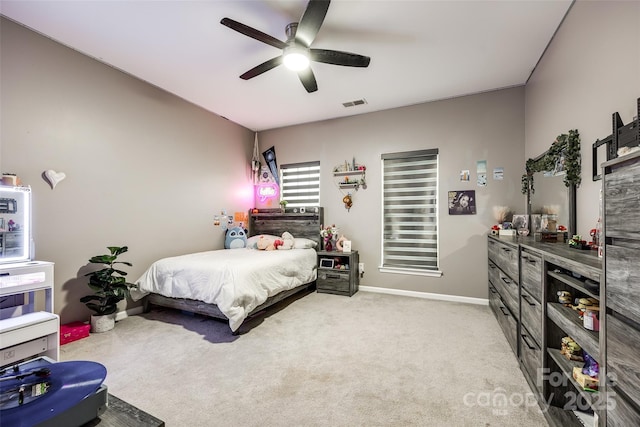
[131,208,323,333]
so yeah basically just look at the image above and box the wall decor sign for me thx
[477,160,487,187]
[493,167,504,180]
[448,190,476,215]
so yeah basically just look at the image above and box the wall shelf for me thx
[333,170,364,177]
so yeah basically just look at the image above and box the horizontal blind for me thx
[280,161,320,207]
[382,150,438,271]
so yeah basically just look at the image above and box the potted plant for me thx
[80,246,135,333]
[279,199,288,213]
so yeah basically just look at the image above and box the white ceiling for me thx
[1,0,572,132]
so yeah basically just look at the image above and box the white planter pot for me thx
[90,314,116,333]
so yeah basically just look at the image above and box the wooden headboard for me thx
[249,208,324,248]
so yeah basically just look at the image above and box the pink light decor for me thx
[257,182,279,202]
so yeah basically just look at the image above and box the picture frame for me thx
[320,258,334,269]
[512,214,528,231]
[448,190,476,215]
[342,240,352,253]
[530,214,543,233]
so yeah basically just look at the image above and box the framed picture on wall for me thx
[448,190,476,215]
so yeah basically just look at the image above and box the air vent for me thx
[342,98,368,108]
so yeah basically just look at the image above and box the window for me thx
[279,161,320,208]
[381,149,440,276]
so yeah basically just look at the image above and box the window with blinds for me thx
[381,149,439,274]
[279,161,321,207]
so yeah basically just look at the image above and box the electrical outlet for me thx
[359,263,364,272]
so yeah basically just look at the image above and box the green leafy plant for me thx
[521,129,581,194]
[80,246,135,316]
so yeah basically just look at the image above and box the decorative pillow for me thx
[246,234,279,249]
[225,226,248,249]
[293,238,318,249]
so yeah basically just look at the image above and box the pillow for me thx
[246,234,279,249]
[293,238,318,249]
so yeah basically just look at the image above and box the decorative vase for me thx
[324,238,333,252]
[90,313,116,333]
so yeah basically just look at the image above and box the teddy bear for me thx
[277,232,295,250]
[256,235,277,251]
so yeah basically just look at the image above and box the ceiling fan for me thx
[220,0,370,93]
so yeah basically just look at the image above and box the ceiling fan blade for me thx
[240,56,283,80]
[295,0,330,48]
[221,17,287,50]
[310,49,371,67]
[297,68,318,93]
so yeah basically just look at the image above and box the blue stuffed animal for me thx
[225,226,247,249]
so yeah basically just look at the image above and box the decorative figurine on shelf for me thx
[557,291,573,306]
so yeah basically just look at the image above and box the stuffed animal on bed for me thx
[225,226,248,249]
[277,232,295,250]
[255,232,295,250]
[256,235,277,250]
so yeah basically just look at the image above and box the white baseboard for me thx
[115,305,144,322]
[359,286,488,305]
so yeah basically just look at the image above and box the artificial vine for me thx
[521,129,581,195]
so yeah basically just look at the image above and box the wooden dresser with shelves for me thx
[602,151,640,426]
[488,235,604,426]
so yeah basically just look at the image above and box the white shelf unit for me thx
[0,261,58,367]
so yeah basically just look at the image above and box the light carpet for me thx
[60,290,548,426]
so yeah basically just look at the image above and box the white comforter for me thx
[131,248,317,331]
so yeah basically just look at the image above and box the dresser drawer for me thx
[488,261,500,288]
[317,270,351,295]
[489,285,518,355]
[607,386,640,427]
[520,287,542,346]
[520,250,542,303]
[488,238,518,281]
[607,314,640,409]
[604,157,640,237]
[606,244,640,324]
[520,325,542,393]
[492,267,519,317]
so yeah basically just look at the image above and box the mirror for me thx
[529,169,575,234]
[522,130,581,237]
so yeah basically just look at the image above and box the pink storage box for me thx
[60,321,90,345]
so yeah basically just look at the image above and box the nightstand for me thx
[316,250,359,296]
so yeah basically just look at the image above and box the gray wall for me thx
[1,18,255,324]
[525,0,640,238]
[259,87,525,299]
[5,0,634,321]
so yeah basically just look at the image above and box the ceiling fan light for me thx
[283,47,310,71]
